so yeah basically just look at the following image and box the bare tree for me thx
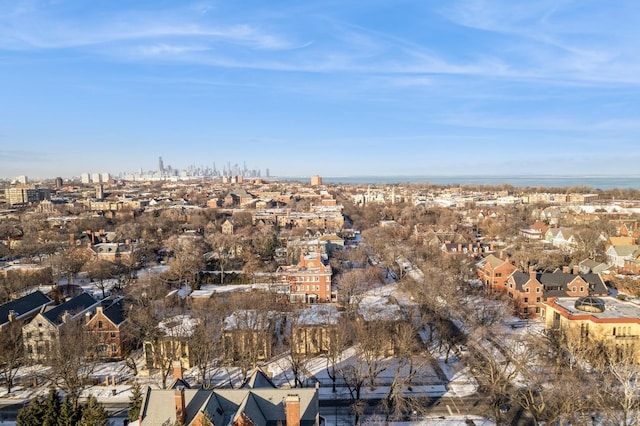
[206,232,236,285]
[82,258,117,298]
[0,321,23,394]
[188,298,228,388]
[323,316,352,393]
[165,235,206,288]
[380,321,425,423]
[44,320,97,407]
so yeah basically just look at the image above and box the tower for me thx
[159,156,164,174]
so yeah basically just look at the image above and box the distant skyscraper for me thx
[266,168,270,178]
[310,175,323,186]
[92,173,101,184]
[81,173,90,184]
[15,175,28,184]
[101,172,110,183]
[55,177,63,189]
[159,156,164,174]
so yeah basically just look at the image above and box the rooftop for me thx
[549,296,640,320]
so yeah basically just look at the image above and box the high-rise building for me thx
[16,175,28,184]
[92,173,101,184]
[159,156,164,174]
[101,172,110,183]
[310,175,323,186]
[55,177,63,189]
[96,184,104,200]
[81,173,91,184]
[5,186,51,206]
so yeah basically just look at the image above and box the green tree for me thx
[128,381,144,422]
[16,396,45,426]
[43,386,62,426]
[78,395,109,426]
[58,396,81,426]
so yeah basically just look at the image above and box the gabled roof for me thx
[42,293,98,325]
[0,291,52,327]
[140,387,319,426]
[101,298,126,326]
[509,271,607,296]
[241,368,277,389]
[608,245,640,257]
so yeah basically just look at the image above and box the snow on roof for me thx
[296,304,339,325]
[158,314,198,337]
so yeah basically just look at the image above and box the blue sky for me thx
[1,0,639,179]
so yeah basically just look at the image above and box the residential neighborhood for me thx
[3,175,640,424]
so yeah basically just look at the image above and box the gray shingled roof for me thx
[101,298,126,326]
[42,293,98,325]
[0,291,52,326]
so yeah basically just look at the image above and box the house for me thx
[544,227,576,251]
[90,242,135,263]
[276,252,333,303]
[22,293,99,362]
[144,314,198,370]
[223,310,275,364]
[476,254,517,291]
[221,219,235,235]
[578,259,609,275]
[138,383,320,426]
[504,270,545,317]
[543,296,640,363]
[0,291,53,331]
[504,269,608,318]
[441,242,492,256]
[84,298,127,360]
[291,304,340,356]
[605,245,640,270]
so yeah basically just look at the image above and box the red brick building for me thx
[476,253,517,291]
[277,252,333,303]
[85,298,127,360]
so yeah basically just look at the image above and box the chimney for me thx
[573,265,580,275]
[174,387,186,426]
[562,266,570,274]
[7,310,16,322]
[173,360,183,381]
[457,243,462,252]
[285,394,301,426]
[61,311,71,324]
[528,266,536,280]
[69,233,75,247]
[499,250,504,260]
[85,311,91,324]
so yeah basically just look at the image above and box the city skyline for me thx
[1,1,640,178]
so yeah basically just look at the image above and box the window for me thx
[525,288,530,293]
[580,287,584,292]
[536,297,541,303]
[535,307,540,313]
[524,298,529,303]
[536,288,541,293]
[26,332,32,339]
[110,332,116,338]
[112,344,117,353]
[98,321,103,329]
[496,273,502,277]
[572,287,576,292]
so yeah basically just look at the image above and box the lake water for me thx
[280,175,640,190]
